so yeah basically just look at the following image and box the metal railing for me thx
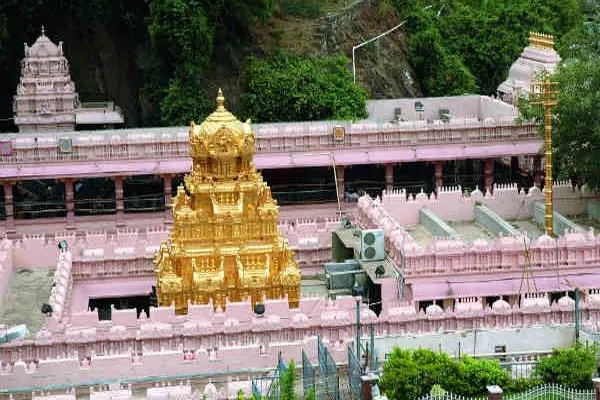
[418,385,595,400]
[504,385,595,400]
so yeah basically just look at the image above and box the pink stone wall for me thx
[359,185,600,279]
[9,217,339,277]
[1,338,346,391]
[381,181,594,226]
[3,295,600,391]
[0,239,13,311]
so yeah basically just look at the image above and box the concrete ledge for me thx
[474,204,519,237]
[533,202,584,235]
[419,208,460,239]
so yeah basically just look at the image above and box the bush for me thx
[240,53,368,122]
[450,356,511,397]
[379,348,423,400]
[379,348,510,399]
[534,344,597,389]
[380,344,598,400]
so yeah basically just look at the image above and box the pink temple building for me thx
[12,28,124,133]
[0,30,598,400]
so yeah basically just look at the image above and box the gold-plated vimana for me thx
[155,89,301,314]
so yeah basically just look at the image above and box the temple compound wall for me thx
[1,182,600,391]
[380,180,591,226]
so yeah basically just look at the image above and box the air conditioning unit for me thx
[360,229,385,261]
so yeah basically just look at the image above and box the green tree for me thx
[524,19,600,188]
[379,348,423,400]
[160,76,210,126]
[280,360,297,400]
[147,0,214,125]
[393,0,583,95]
[240,53,368,123]
[412,349,459,395]
[407,28,477,96]
[534,344,597,389]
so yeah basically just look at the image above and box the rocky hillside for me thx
[251,0,421,99]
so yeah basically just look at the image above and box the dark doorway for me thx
[261,167,336,205]
[74,178,116,216]
[89,295,151,321]
[123,175,164,213]
[394,162,434,196]
[14,179,65,219]
[345,165,385,198]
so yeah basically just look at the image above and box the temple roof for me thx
[26,27,63,58]
[190,89,251,149]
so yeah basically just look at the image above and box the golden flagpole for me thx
[530,60,558,236]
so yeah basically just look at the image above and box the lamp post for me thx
[301,151,343,218]
[530,71,558,237]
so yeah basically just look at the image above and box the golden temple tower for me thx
[155,90,301,314]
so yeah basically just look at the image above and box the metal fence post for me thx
[593,378,600,400]
[356,299,361,365]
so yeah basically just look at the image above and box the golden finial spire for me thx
[529,32,554,51]
[216,88,225,111]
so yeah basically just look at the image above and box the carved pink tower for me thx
[13,26,79,132]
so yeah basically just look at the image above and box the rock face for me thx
[315,0,422,98]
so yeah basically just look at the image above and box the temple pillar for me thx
[384,164,394,193]
[3,182,15,235]
[434,161,443,191]
[484,159,494,192]
[114,176,125,227]
[335,165,345,202]
[62,178,75,230]
[510,156,519,181]
[533,155,542,188]
[163,174,172,225]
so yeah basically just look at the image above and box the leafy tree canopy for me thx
[380,344,597,400]
[379,348,422,400]
[534,344,597,389]
[392,0,583,95]
[520,18,600,188]
[240,53,368,123]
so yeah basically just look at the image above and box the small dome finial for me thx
[216,88,225,110]
[41,25,45,36]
